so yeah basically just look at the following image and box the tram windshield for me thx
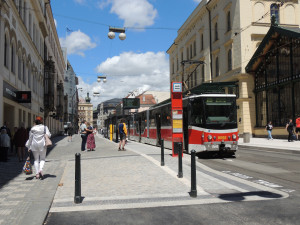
[190,96,237,130]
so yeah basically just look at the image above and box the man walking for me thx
[80,120,87,151]
[118,118,127,151]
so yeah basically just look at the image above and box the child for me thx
[0,129,10,162]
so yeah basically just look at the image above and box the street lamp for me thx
[93,92,100,97]
[181,60,205,93]
[108,27,126,40]
[97,76,107,83]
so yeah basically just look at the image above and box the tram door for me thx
[183,106,189,151]
[156,114,161,146]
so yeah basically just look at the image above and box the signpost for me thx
[171,82,183,157]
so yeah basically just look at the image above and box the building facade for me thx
[78,93,93,127]
[0,0,66,135]
[167,0,300,135]
[246,23,300,137]
[63,59,79,125]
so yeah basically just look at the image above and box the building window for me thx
[190,44,193,58]
[271,4,280,24]
[4,35,9,68]
[28,68,31,88]
[227,11,231,31]
[215,57,219,77]
[18,55,22,80]
[215,22,218,41]
[186,47,189,60]
[11,45,15,74]
[193,40,196,57]
[23,61,26,84]
[228,49,232,71]
[201,34,204,51]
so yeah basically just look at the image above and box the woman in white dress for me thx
[26,117,51,179]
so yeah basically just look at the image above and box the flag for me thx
[66,27,73,33]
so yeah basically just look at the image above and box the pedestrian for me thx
[86,122,95,151]
[11,126,18,154]
[25,117,51,179]
[265,121,273,140]
[67,123,74,142]
[14,122,29,162]
[118,118,127,151]
[286,119,294,142]
[80,120,87,151]
[0,129,10,162]
[295,115,300,141]
[1,121,12,152]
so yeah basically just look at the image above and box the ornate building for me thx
[0,0,66,136]
[167,0,300,135]
[78,93,93,127]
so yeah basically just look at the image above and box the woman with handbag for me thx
[25,117,51,179]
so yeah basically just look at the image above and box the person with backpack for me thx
[118,118,127,151]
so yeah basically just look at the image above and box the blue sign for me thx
[172,82,182,93]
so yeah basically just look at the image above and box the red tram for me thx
[127,93,238,155]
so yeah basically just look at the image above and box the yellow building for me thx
[167,0,300,136]
[78,93,93,128]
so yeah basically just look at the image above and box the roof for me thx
[246,25,300,73]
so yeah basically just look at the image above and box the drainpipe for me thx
[206,5,213,83]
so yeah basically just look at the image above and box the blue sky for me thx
[51,0,201,107]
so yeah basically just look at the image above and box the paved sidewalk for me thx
[48,134,288,214]
[239,137,300,151]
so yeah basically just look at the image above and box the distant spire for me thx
[85,92,91,103]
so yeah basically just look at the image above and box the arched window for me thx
[215,22,218,41]
[215,57,219,77]
[228,49,232,71]
[28,66,31,88]
[201,33,204,50]
[11,45,15,73]
[271,4,280,24]
[4,35,9,68]
[227,11,231,31]
[18,55,22,80]
[23,60,26,84]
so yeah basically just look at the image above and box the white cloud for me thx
[98,0,157,28]
[59,30,97,56]
[54,19,57,28]
[77,51,170,107]
[193,0,201,3]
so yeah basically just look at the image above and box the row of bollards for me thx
[160,139,197,198]
[74,140,197,203]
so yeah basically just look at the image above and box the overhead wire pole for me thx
[181,60,205,94]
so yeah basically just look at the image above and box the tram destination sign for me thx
[123,98,140,109]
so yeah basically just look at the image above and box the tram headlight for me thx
[208,135,212,141]
[232,134,237,140]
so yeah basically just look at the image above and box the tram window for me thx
[204,97,237,125]
[190,99,204,126]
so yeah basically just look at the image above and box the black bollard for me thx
[74,153,81,204]
[161,139,165,166]
[178,142,183,178]
[190,150,197,197]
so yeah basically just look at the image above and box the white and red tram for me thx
[128,93,238,155]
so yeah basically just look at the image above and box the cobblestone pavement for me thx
[49,134,289,213]
[0,134,291,225]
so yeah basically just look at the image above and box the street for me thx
[42,136,299,225]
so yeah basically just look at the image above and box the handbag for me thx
[23,155,32,175]
[44,126,52,147]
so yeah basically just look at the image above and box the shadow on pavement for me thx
[0,135,65,190]
[218,191,283,202]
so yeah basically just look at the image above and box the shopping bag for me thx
[23,156,32,175]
